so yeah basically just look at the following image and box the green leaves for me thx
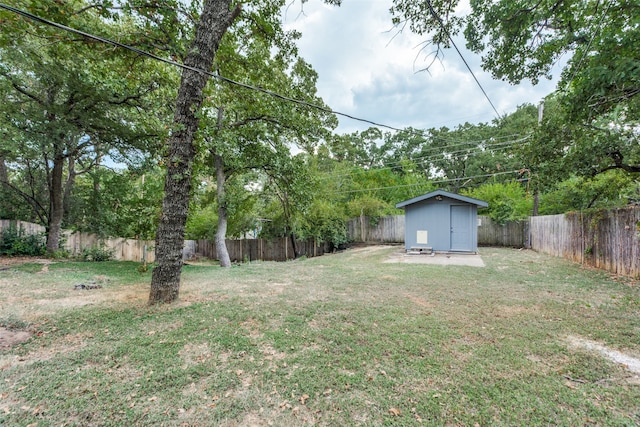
[463,181,532,224]
[0,0,175,241]
[392,0,639,183]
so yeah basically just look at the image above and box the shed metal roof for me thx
[395,189,489,209]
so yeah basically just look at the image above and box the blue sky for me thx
[283,0,563,134]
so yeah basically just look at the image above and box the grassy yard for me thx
[1,246,639,426]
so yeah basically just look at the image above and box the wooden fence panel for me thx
[530,207,640,278]
[0,220,46,235]
[347,215,404,243]
[195,239,214,259]
[477,216,529,247]
[64,232,99,255]
[1,220,328,262]
[63,232,156,262]
[190,237,328,263]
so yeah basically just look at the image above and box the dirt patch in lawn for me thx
[0,276,149,322]
[0,327,31,349]
[404,293,435,309]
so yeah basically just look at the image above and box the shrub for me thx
[463,181,532,225]
[301,200,349,248]
[80,245,114,262]
[0,224,46,256]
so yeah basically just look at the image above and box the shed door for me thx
[450,205,472,251]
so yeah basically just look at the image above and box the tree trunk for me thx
[46,152,65,253]
[0,154,7,184]
[63,156,76,224]
[214,151,232,267]
[0,154,9,217]
[149,0,241,304]
[289,232,299,259]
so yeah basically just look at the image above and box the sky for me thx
[282,0,563,135]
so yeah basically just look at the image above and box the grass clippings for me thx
[1,246,639,426]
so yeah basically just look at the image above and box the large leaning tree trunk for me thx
[149,0,241,304]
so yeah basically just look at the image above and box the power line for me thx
[424,0,501,119]
[318,132,531,175]
[334,170,525,194]
[317,135,531,180]
[0,3,407,132]
[381,134,531,167]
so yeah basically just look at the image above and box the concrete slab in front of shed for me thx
[385,250,485,267]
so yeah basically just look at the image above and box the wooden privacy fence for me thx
[347,215,405,243]
[529,207,640,278]
[0,220,331,263]
[477,217,529,248]
[194,238,330,262]
[4,207,640,277]
[66,235,329,262]
[64,232,156,263]
[0,219,46,235]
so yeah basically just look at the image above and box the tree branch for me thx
[596,151,640,174]
[0,180,48,225]
[7,78,46,105]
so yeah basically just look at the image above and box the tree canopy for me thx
[0,0,172,252]
[391,0,639,180]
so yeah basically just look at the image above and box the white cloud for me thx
[283,0,562,134]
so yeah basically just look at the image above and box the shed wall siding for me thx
[403,198,479,252]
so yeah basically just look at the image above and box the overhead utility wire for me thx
[317,135,531,180]
[0,3,405,132]
[334,170,524,194]
[318,143,525,181]
[318,133,531,176]
[423,132,526,145]
[379,135,531,168]
[424,0,501,119]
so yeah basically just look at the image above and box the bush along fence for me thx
[346,207,640,279]
[0,220,47,256]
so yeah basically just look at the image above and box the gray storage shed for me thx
[395,190,488,253]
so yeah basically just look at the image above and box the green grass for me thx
[1,247,639,426]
